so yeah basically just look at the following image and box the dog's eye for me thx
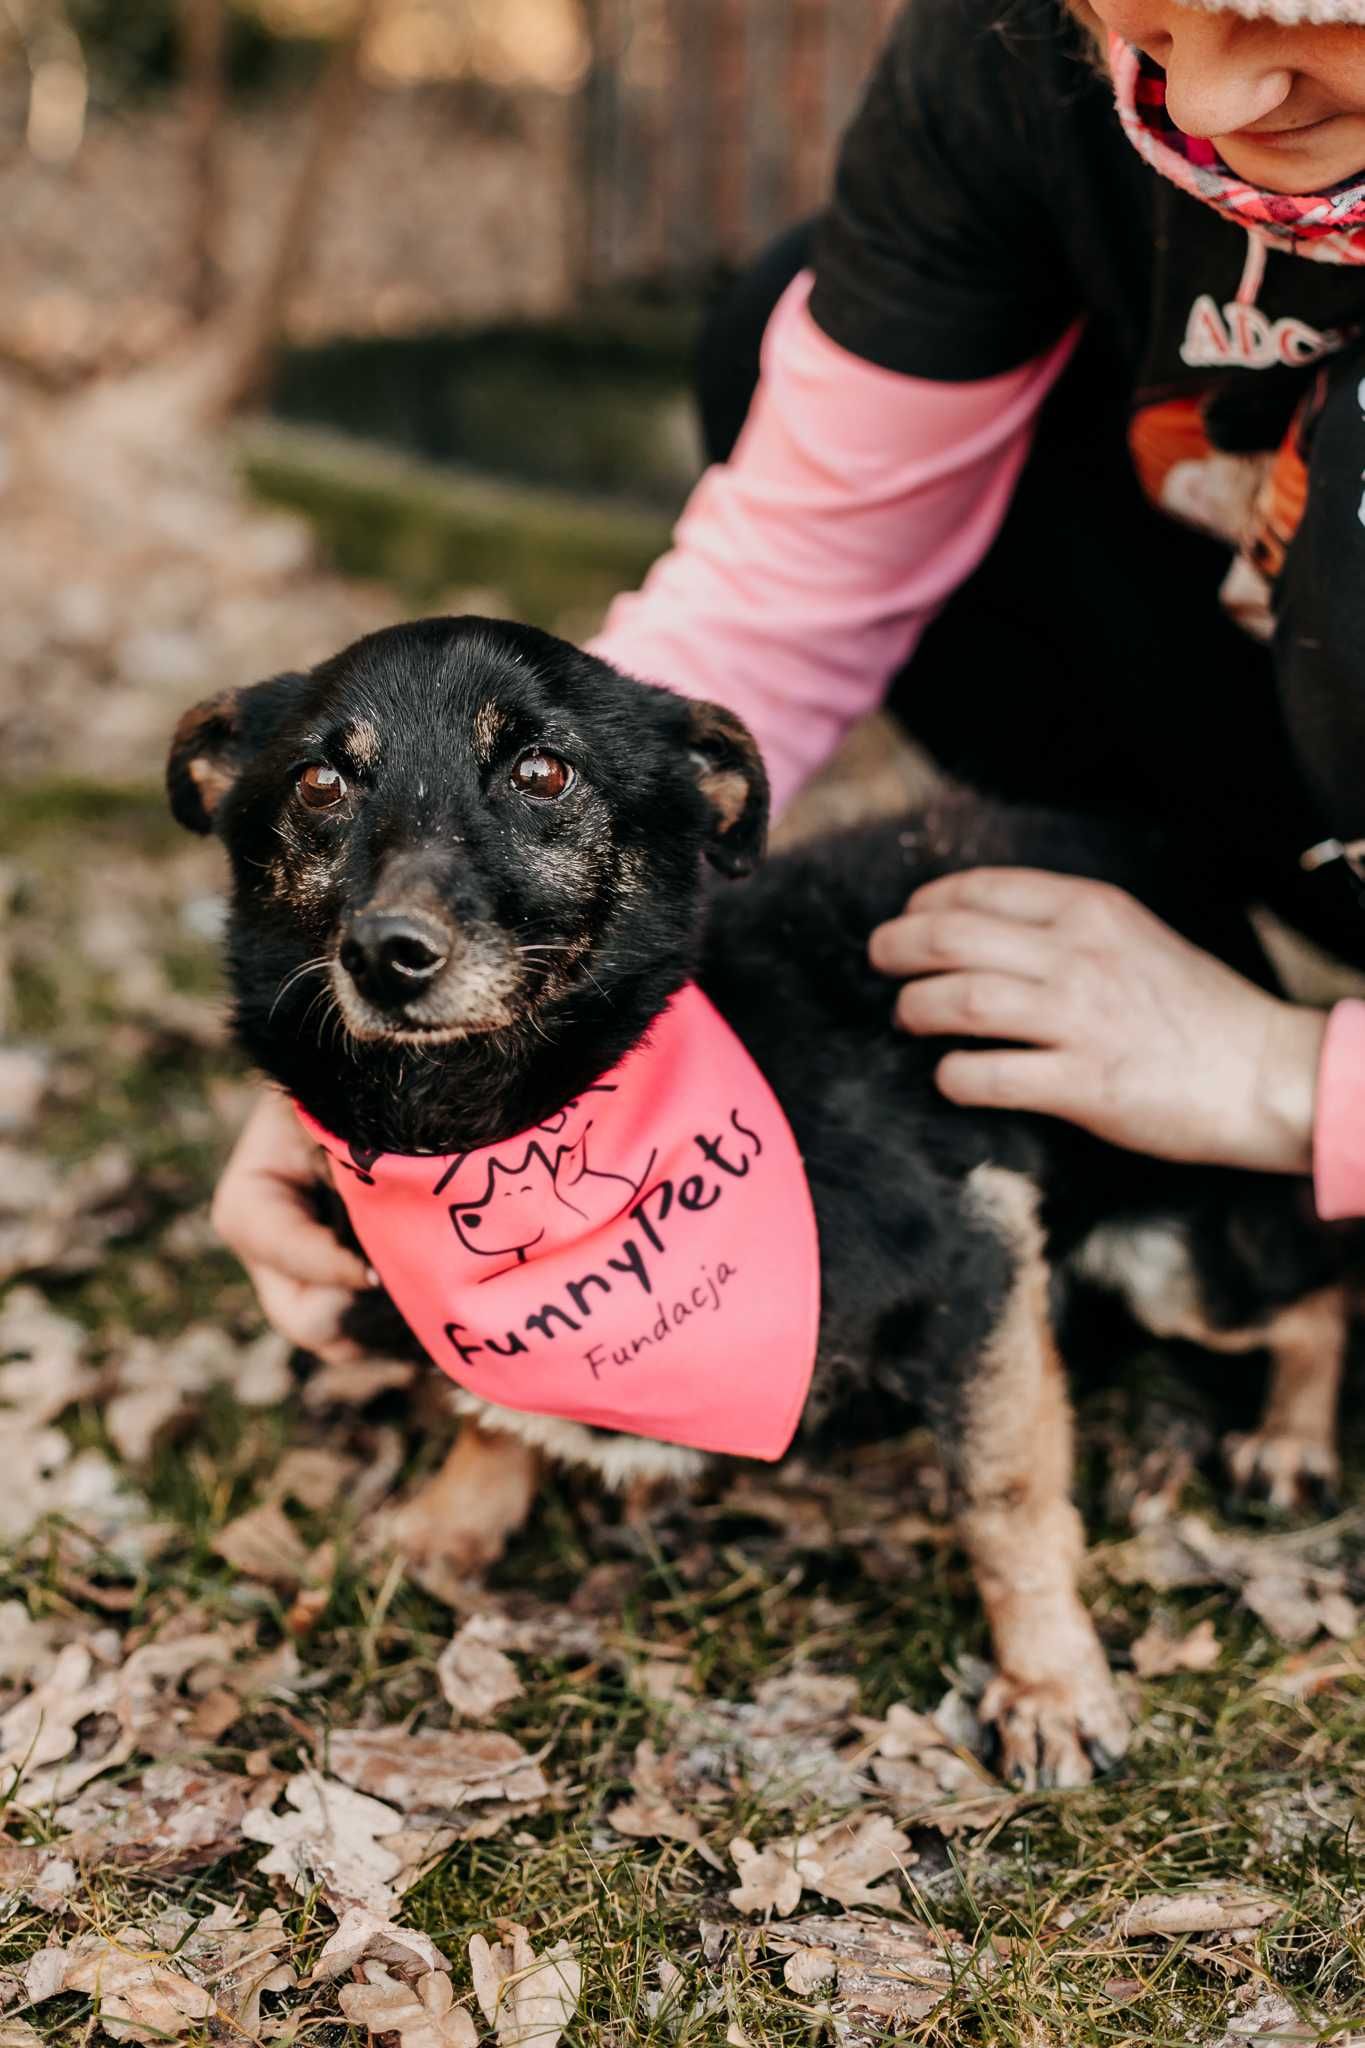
[511,750,573,800]
[297,764,349,811]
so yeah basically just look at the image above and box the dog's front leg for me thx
[389,1419,542,1579]
[945,1167,1130,1788]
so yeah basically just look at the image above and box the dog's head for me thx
[168,618,767,1132]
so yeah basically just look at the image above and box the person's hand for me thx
[868,869,1328,1173]
[212,1089,375,1362]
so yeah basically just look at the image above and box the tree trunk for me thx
[204,0,381,420]
[179,0,228,323]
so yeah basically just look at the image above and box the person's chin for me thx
[1217,123,1365,195]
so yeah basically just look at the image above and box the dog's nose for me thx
[339,911,450,1008]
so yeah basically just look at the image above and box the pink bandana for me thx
[1111,36,1365,265]
[297,983,820,1461]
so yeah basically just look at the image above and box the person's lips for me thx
[1233,112,1338,146]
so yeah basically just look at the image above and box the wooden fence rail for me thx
[578,0,900,289]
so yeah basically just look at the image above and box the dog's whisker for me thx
[267,954,333,1026]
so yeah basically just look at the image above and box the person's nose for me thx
[1161,15,1293,138]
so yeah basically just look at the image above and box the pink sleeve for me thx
[1313,999,1365,1218]
[588,273,1081,816]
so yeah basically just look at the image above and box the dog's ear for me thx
[685,699,769,878]
[167,674,304,834]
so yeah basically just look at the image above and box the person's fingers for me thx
[869,906,1058,981]
[894,970,1061,1044]
[213,1170,374,1290]
[249,1266,365,1364]
[933,1047,1088,1118]
[212,1090,373,1291]
[906,868,1113,926]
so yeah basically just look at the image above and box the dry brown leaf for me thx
[303,1354,417,1409]
[467,1926,581,2046]
[269,1444,359,1512]
[730,1814,913,1918]
[212,1501,313,1589]
[310,1905,450,1983]
[52,1759,274,1873]
[437,1619,524,1722]
[104,1326,271,1465]
[1210,1988,1324,2046]
[0,2020,43,2048]
[0,1048,48,1134]
[1105,1513,1360,1646]
[751,1669,859,1734]
[857,1698,1018,1835]
[170,1903,297,2035]
[243,1770,406,1911]
[35,1936,214,2043]
[328,1725,550,1814]
[340,1964,479,2046]
[0,1288,95,1420]
[1122,1890,1285,1938]
[1130,1615,1222,1677]
[608,1739,723,1869]
[795,1813,915,1910]
[783,1946,839,1993]
[27,1909,296,2043]
[0,1639,131,1807]
[630,1656,697,1708]
[756,1913,986,2026]
[729,1835,803,1917]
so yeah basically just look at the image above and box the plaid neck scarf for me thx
[1110,36,1365,265]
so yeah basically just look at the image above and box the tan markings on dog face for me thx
[345,717,381,770]
[954,1165,1130,1786]
[471,700,508,764]
[699,766,748,832]
[186,752,235,816]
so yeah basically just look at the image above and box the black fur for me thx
[170,616,1343,1453]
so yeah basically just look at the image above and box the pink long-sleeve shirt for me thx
[588,275,1365,1219]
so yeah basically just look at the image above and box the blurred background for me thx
[1,0,899,785]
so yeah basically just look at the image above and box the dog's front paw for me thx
[374,1423,542,1596]
[1223,1428,1339,1515]
[980,1661,1131,1790]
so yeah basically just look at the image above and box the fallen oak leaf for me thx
[754,1912,988,2026]
[437,1619,523,1722]
[467,1926,581,2047]
[1130,1615,1221,1678]
[310,1905,450,1982]
[728,1836,803,1918]
[339,1964,478,2047]
[609,1740,724,1869]
[327,1725,550,1813]
[1122,1890,1285,1938]
[212,1501,312,1590]
[793,1813,915,1911]
[856,1699,1019,1835]
[243,1770,406,1912]
[32,1934,214,2044]
[730,1815,913,1918]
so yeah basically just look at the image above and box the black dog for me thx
[170,617,1349,1786]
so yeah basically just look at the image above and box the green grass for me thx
[1,780,1362,2045]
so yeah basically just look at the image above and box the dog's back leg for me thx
[1076,1222,1346,1512]
[934,1166,1130,1788]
